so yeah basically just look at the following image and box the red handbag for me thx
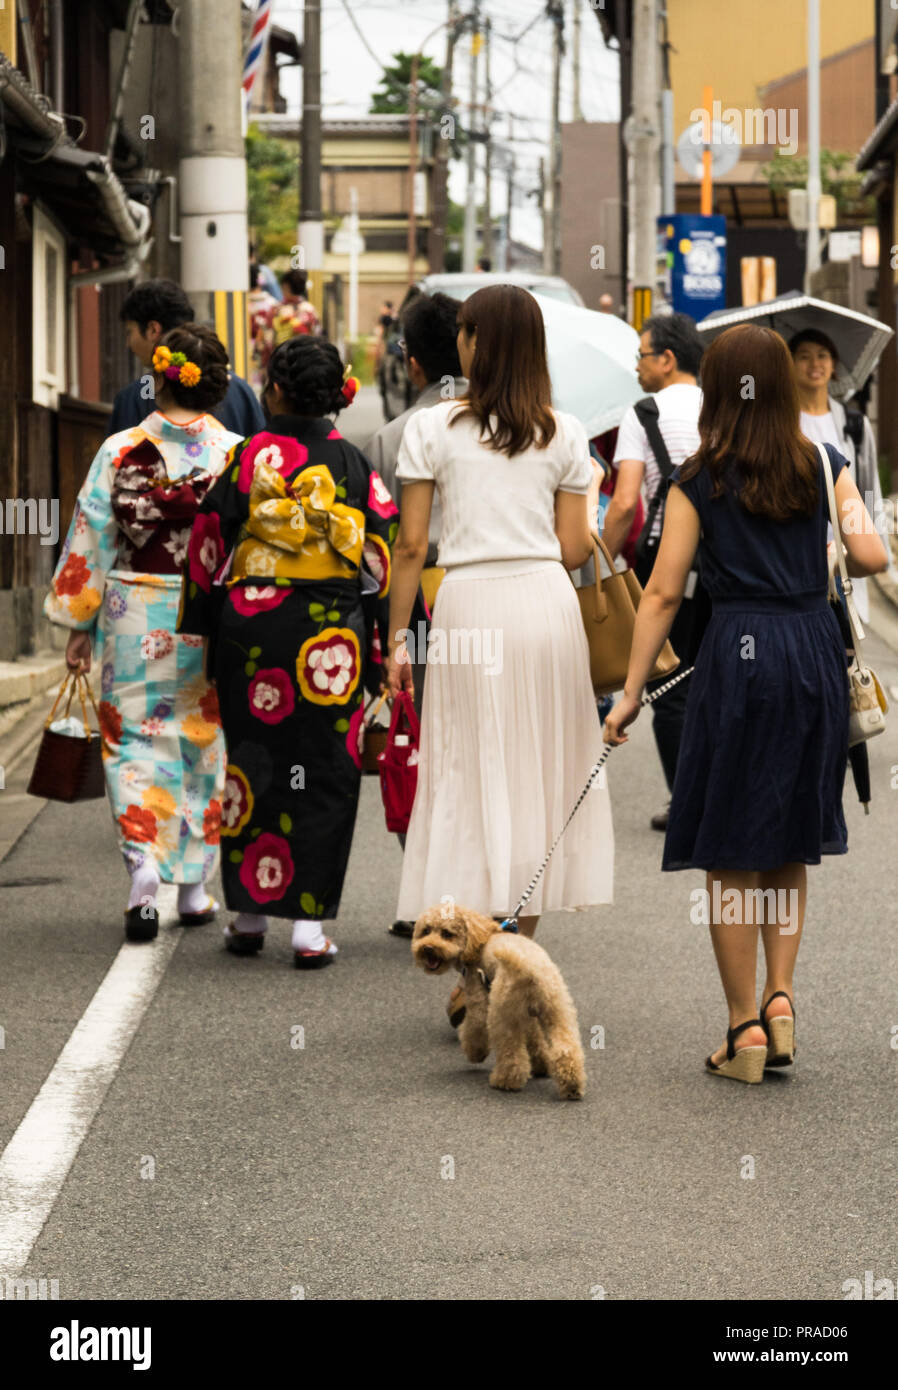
[378,691,420,833]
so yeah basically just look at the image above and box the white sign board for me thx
[828,230,862,263]
[331,219,366,256]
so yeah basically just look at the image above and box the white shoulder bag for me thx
[817,442,888,745]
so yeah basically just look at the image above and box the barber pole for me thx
[243,0,274,102]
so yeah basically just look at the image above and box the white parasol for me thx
[695,291,894,399]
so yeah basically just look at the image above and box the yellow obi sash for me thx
[231,461,365,583]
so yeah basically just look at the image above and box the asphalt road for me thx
[1,390,896,1301]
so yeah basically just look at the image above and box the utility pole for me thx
[462,4,481,273]
[615,0,631,325]
[179,0,249,320]
[539,156,551,273]
[628,0,659,328]
[547,1,564,276]
[502,113,514,271]
[299,0,324,324]
[804,0,821,291]
[572,0,583,122]
[429,1,463,271]
[483,17,492,266]
[659,2,675,216]
[408,52,420,287]
[349,186,360,342]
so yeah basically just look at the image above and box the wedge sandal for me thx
[761,991,795,1068]
[706,1018,767,1085]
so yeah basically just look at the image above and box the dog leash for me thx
[498,665,696,933]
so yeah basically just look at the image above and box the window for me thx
[32,206,67,409]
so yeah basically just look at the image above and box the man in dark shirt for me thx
[109,279,265,438]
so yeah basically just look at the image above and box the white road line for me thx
[0,885,181,1278]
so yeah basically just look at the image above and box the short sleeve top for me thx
[395,400,593,569]
[612,382,702,539]
[673,442,848,602]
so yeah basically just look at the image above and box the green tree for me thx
[370,52,445,123]
[762,149,875,221]
[246,124,299,264]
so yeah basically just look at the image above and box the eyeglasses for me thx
[637,351,661,360]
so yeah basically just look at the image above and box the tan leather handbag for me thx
[818,442,888,745]
[576,533,679,697]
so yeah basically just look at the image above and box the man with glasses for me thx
[602,312,705,831]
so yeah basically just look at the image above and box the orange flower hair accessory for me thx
[153,346,202,387]
[179,361,202,388]
[341,374,359,405]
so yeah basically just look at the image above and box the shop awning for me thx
[856,95,898,171]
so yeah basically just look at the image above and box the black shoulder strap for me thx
[843,409,865,452]
[633,396,675,480]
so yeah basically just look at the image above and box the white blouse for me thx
[395,400,592,570]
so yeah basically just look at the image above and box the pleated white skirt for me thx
[396,558,614,920]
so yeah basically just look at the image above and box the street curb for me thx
[0,699,53,780]
[0,654,67,711]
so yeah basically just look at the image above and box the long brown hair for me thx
[679,323,818,520]
[450,285,556,455]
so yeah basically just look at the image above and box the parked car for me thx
[417,271,585,306]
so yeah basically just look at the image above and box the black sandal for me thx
[706,1018,767,1084]
[760,991,795,1067]
[124,905,158,942]
[224,928,265,956]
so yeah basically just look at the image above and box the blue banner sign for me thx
[657,215,727,318]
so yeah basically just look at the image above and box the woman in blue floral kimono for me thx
[46,326,241,941]
[178,336,397,966]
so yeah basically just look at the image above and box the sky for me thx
[270,0,621,252]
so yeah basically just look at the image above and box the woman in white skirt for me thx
[386,284,613,1016]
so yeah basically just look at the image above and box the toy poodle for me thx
[412,903,586,1100]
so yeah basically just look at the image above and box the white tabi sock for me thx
[227,912,268,937]
[177,883,217,915]
[127,860,160,912]
[291,919,337,955]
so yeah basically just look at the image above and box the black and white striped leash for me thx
[498,664,696,932]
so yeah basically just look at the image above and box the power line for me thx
[336,0,388,71]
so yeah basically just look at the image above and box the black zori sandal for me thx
[224,928,264,957]
[706,1018,767,1085]
[124,905,158,943]
[761,991,796,1068]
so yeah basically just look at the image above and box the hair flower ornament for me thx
[153,346,202,387]
[341,374,359,405]
[179,361,202,388]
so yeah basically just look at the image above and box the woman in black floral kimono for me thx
[179,337,397,966]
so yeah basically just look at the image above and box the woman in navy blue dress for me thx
[605,325,888,1083]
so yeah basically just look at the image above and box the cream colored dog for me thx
[411,904,586,1101]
